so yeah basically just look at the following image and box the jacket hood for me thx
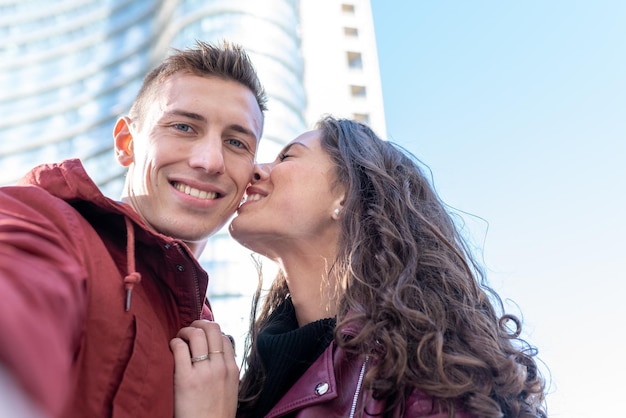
[19,158,135,219]
[20,159,146,309]
[19,159,208,314]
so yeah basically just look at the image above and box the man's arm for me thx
[0,187,88,417]
[0,365,46,418]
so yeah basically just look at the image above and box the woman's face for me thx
[230,129,344,259]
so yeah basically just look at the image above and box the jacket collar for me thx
[265,341,338,418]
[21,159,209,320]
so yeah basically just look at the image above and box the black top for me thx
[255,297,336,417]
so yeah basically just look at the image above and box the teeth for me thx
[246,194,262,202]
[174,182,217,200]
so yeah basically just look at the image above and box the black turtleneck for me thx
[255,298,336,418]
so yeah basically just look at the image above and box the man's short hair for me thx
[129,40,267,127]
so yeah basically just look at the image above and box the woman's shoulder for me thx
[404,389,475,418]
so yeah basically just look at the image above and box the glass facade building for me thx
[0,0,305,195]
[0,0,385,353]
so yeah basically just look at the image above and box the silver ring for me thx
[191,354,209,363]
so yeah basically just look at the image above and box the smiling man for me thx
[115,70,263,253]
[0,40,266,418]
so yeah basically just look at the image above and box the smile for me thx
[245,194,263,202]
[173,182,218,200]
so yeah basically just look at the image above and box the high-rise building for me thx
[0,0,386,350]
[0,0,310,194]
[299,0,386,134]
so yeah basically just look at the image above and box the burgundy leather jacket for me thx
[262,329,474,418]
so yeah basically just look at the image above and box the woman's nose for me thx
[252,163,270,182]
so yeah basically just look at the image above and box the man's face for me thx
[114,72,263,254]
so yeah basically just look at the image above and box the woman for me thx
[173,116,547,417]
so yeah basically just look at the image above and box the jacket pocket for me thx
[111,315,154,417]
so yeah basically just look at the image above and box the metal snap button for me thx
[314,382,329,396]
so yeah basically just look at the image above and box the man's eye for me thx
[279,153,291,161]
[227,139,244,148]
[173,123,192,133]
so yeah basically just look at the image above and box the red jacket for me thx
[264,328,474,418]
[0,159,212,418]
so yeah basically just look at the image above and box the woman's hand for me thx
[170,320,239,418]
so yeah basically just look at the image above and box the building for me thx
[0,0,309,194]
[0,0,386,352]
[299,0,386,134]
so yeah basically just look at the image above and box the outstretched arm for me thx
[171,320,239,418]
[0,187,88,417]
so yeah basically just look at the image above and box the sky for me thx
[369,1,625,417]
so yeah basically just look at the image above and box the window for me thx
[344,27,358,37]
[350,85,367,98]
[341,4,355,14]
[353,113,370,125]
[346,51,362,69]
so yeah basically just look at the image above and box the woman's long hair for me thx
[238,116,547,418]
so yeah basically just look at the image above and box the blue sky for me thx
[370,1,625,417]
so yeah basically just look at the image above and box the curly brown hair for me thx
[239,116,547,418]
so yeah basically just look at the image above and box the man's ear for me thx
[114,117,134,166]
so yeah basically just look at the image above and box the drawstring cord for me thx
[123,217,141,311]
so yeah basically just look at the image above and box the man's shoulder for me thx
[0,177,66,210]
[18,159,98,197]
[1,159,129,233]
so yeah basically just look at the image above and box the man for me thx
[0,40,267,418]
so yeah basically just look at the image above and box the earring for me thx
[333,208,340,217]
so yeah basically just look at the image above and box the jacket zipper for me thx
[349,356,369,418]
[176,244,202,319]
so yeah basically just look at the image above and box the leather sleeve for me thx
[403,389,476,417]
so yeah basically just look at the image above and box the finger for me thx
[223,333,236,352]
[222,334,235,358]
[189,320,225,358]
[221,334,239,376]
[170,337,193,373]
[176,327,209,360]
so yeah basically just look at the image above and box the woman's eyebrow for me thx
[280,142,308,154]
